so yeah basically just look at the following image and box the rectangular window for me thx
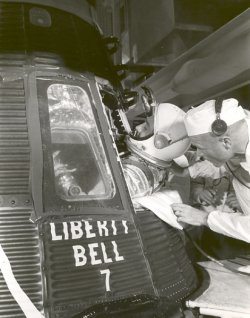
[47,84,115,201]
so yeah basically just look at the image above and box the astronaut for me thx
[122,102,191,208]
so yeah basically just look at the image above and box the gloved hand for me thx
[170,161,189,177]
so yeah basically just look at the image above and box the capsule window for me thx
[47,84,115,201]
[29,7,52,27]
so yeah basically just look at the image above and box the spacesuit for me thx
[123,103,191,205]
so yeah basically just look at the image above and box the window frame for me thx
[36,75,125,215]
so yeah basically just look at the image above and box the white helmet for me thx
[126,103,190,168]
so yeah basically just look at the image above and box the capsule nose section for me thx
[154,133,171,149]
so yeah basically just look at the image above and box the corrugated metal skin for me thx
[0,6,154,318]
[42,219,154,318]
[0,79,29,196]
[0,3,26,52]
[0,5,199,318]
[0,208,43,318]
[136,210,198,302]
[0,76,43,317]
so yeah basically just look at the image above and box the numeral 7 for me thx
[100,269,111,291]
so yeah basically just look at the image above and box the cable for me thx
[183,228,250,277]
[212,175,229,187]
[226,162,250,189]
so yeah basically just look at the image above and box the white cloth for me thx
[188,160,226,180]
[205,119,250,243]
[135,189,183,230]
[184,98,246,136]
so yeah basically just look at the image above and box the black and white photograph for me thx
[0,1,249,317]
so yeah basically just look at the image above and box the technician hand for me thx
[225,193,241,212]
[171,203,209,226]
[192,188,216,206]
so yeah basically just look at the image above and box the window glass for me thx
[47,84,115,201]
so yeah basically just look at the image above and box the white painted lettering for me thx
[70,221,83,239]
[89,243,102,265]
[84,221,96,238]
[63,222,69,240]
[97,221,109,237]
[112,241,124,261]
[111,220,117,235]
[72,245,87,266]
[50,223,62,241]
[101,242,112,264]
[122,220,128,234]
[100,269,111,291]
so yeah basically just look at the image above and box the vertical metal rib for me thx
[0,79,30,195]
[0,208,43,317]
[0,64,43,316]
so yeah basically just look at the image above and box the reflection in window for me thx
[47,84,115,201]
